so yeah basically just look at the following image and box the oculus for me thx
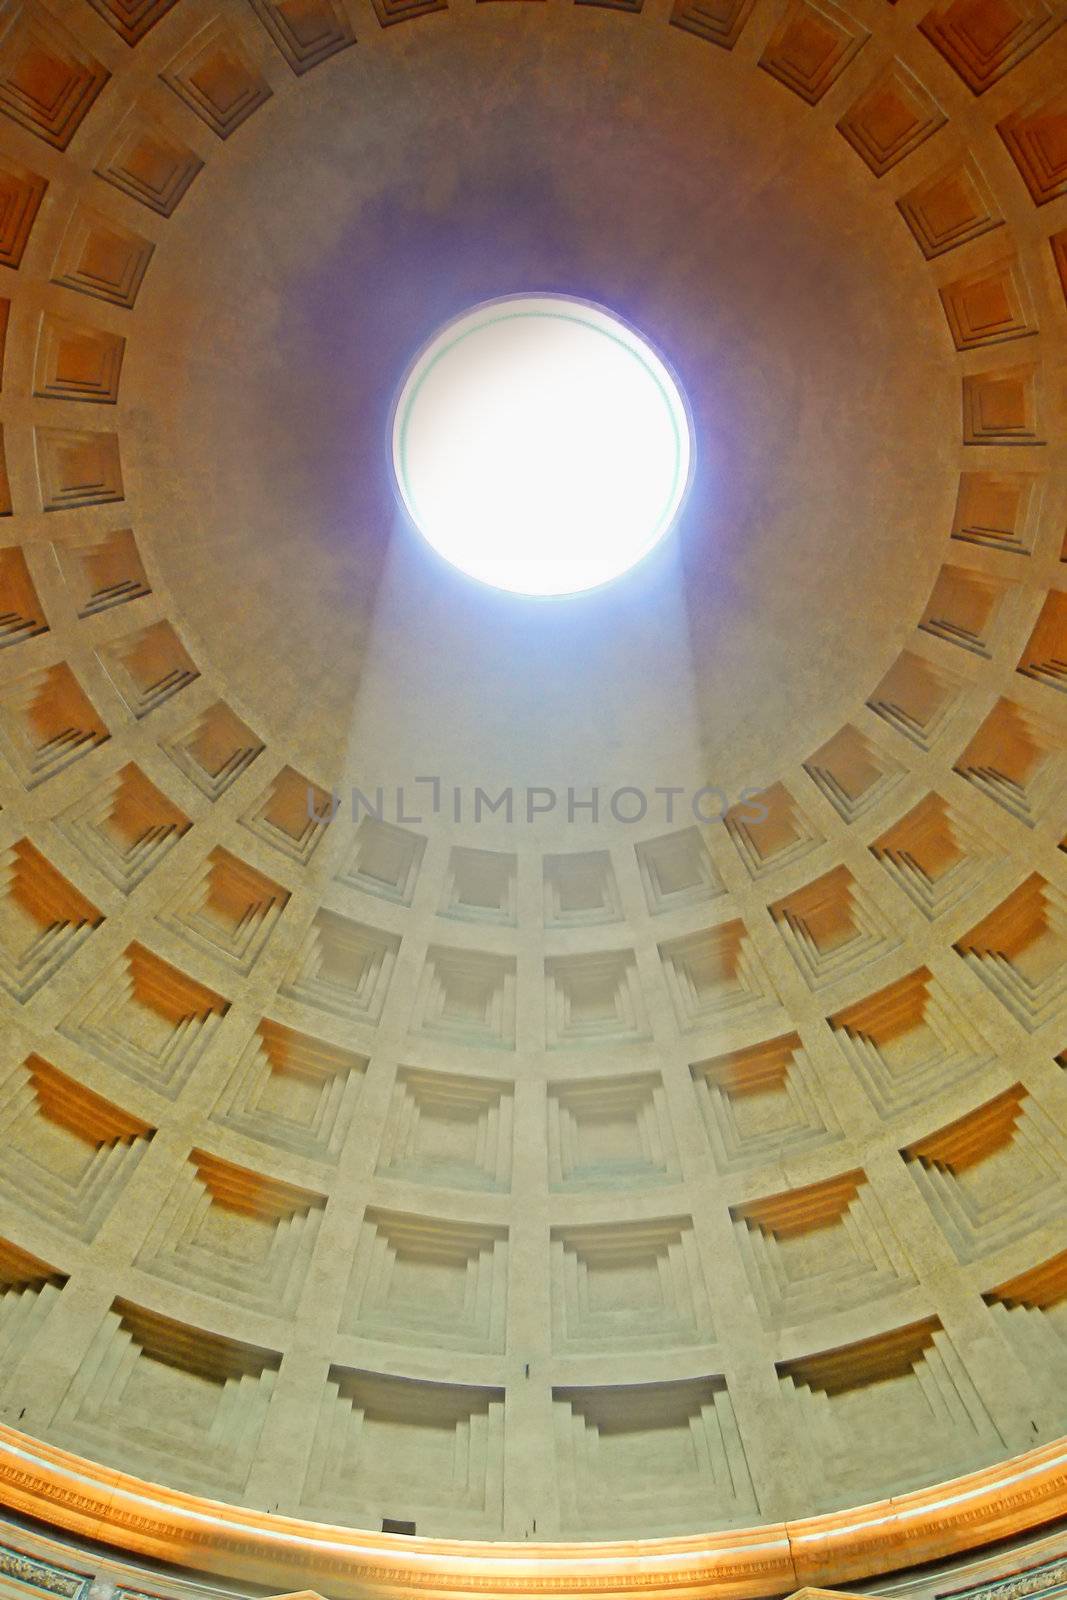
[392,295,692,597]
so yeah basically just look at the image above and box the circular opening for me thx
[392,295,693,597]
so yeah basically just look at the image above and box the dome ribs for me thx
[757,0,869,107]
[375,1064,513,1190]
[837,58,946,177]
[0,1053,152,1242]
[546,1071,680,1190]
[551,1376,757,1536]
[0,661,109,788]
[339,1206,508,1353]
[52,1298,280,1495]
[829,966,994,1117]
[55,760,191,892]
[50,205,154,307]
[919,0,1067,94]
[939,253,1039,348]
[953,873,1067,1033]
[35,424,123,511]
[869,791,999,920]
[731,1168,914,1327]
[902,1083,1067,1258]
[0,544,47,647]
[210,1016,366,1163]
[691,1031,842,1170]
[550,1215,712,1353]
[768,863,902,992]
[0,0,1063,1550]
[0,0,108,152]
[162,698,264,799]
[96,619,199,719]
[59,939,230,1097]
[159,19,272,140]
[545,948,650,1048]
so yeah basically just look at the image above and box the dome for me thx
[0,0,1064,1588]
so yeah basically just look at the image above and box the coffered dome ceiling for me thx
[0,0,1064,1559]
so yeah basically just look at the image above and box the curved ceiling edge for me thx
[1,1423,1066,1600]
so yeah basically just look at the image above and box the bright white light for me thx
[392,295,692,597]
